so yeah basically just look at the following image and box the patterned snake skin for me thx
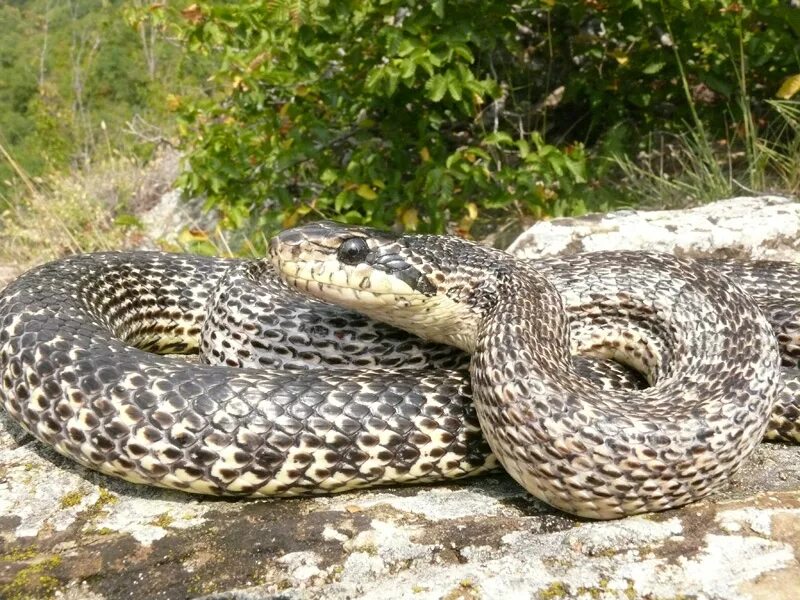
[0,221,798,518]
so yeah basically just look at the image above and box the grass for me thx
[0,143,259,271]
[611,100,799,210]
[0,148,147,270]
[609,14,799,210]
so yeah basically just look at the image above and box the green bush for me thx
[169,0,800,237]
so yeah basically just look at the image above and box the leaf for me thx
[700,74,734,98]
[611,50,629,66]
[282,210,300,228]
[417,55,435,77]
[642,62,665,75]
[457,202,479,235]
[178,227,208,245]
[432,0,445,18]
[445,152,461,169]
[181,4,204,24]
[400,59,417,80]
[452,44,474,63]
[356,184,378,200]
[563,158,587,183]
[282,204,313,228]
[386,70,400,96]
[546,156,564,177]
[466,147,491,161]
[399,207,419,230]
[426,75,448,102]
[397,39,416,57]
[320,169,338,185]
[365,67,384,92]
[777,74,800,100]
[425,167,443,193]
[343,210,365,223]
[483,131,514,146]
[428,52,444,67]
[334,191,351,213]
[447,74,462,101]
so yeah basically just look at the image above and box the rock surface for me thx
[136,190,219,251]
[508,195,800,262]
[2,195,800,600]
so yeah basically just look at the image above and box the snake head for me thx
[269,220,508,351]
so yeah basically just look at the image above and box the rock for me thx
[2,410,800,600]
[136,190,219,251]
[123,147,219,251]
[507,195,800,261]
[2,196,800,599]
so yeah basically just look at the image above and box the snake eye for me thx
[337,237,370,265]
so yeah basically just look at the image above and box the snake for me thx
[1,221,799,519]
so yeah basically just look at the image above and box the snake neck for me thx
[469,261,574,393]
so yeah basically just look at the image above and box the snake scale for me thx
[1,221,799,519]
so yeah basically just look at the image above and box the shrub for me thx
[168,0,800,240]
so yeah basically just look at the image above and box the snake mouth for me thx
[277,264,425,310]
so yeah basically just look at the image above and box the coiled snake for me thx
[1,221,799,519]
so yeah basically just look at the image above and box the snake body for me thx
[0,221,799,518]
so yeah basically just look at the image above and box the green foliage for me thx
[171,1,602,236]
[170,0,800,238]
[0,0,214,186]
[2,1,797,241]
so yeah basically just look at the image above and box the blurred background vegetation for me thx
[1,0,799,259]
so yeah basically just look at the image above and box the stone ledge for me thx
[507,195,800,262]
